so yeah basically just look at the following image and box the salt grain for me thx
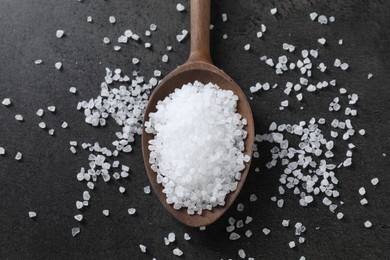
[28,211,37,218]
[56,30,64,38]
[176,3,185,12]
[2,98,11,106]
[371,178,379,186]
[364,221,372,228]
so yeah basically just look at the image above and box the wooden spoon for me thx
[142,0,254,227]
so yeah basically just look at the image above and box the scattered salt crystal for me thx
[310,12,318,21]
[359,187,366,195]
[109,16,116,24]
[168,232,176,242]
[139,244,146,253]
[62,122,68,128]
[245,230,252,237]
[150,24,157,31]
[48,129,55,136]
[55,62,62,70]
[69,87,77,94]
[340,63,349,70]
[289,241,296,248]
[162,54,168,63]
[371,178,379,186]
[87,16,92,22]
[15,114,23,121]
[368,73,373,79]
[0,147,5,155]
[71,227,80,237]
[318,38,326,45]
[184,233,191,240]
[76,201,83,209]
[103,37,110,44]
[102,209,110,216]
[237,203,244,212]
[318,15,328,24]
[282,219,290,227]
[173,248,183,256]
[238,249,246,259]
[74,214,83,221]
[143,185,151,194]
[270,8,277,15]
[245,216,253,224]
[329,16,335,22]
[28,211,37,218]
[229,232,240,240]
[2,98,11,106]
[262,228,271,235]
[119,186,126,193]
[56,30,64,38]
[34,59,43,65]
[176,3,185,12]
[337,212,344,219]
[364,220,372,228]
[222,13,227,22]
[244,44,251,51]
[128,208,136,215]
[360,198,368,205]
[15,152,22,161]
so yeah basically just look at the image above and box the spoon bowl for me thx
[142,0,254,227]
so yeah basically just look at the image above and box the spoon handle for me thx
[187,0,212,64]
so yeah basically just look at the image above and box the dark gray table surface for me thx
[1,0,389,259]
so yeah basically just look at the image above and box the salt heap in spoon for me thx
[145,81,249,215]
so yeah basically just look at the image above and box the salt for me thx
[145,81,248,215]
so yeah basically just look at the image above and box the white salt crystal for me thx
[87,16,92,22]
[74,214,83,221]
[371,178,379,186]
[143,186,151,194]
[139,244,146,253]
[310,12,318,21]
[229,232,240,240]
[55,62,62,70]
[2,98,11,106]
[69,87,77,94]
[222,13,227,22]
[56,30,64,38]
[15,114,23,121]
[289,241,296,248]
[318,38,326,45]
[368,73,373,79]
[103,37,110,44]
[173,248,183,256]
[102,209,110,216]
[360,198,368,205]
[359,187,366,195]
[237,203,244,212]
[71,227,80,237]
[176,3,185,12]
[0,147,5,155]
[109,16,116,24]
[270,8,277,15]
[318,15,328,24]
[337,212,344,219]
[128,208,136,215]
[15,152,22,161]
[168,232,176,242]
[238,249,246,259]
[28,211,37,218]
[184,233,191,240]
[364,221,372,228]
[150,24,157,31]
[282,219,290,227]
[34,59,43,65]
[262,228,271,235]
[245,216,253,224]
[62,122,68,128]
[245,230,252,238]
[244,44,251,51]
[119,186,126,193]
[162,54,168,63]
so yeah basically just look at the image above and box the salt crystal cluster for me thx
[145,81,249,215]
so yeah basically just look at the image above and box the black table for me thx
[0,0,389,259]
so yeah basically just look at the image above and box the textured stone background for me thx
[0,0,389,259]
